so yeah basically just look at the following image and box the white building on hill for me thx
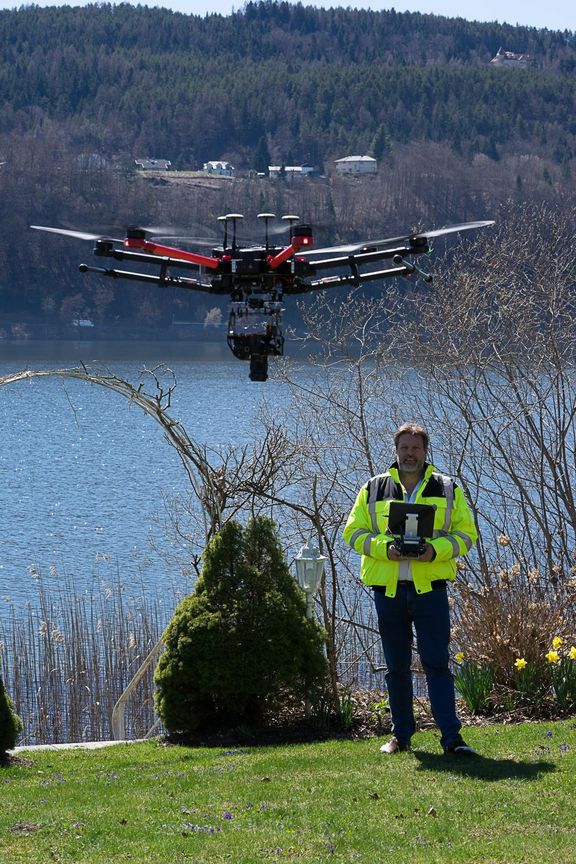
[334,155,378,175]
[203,160,235,176]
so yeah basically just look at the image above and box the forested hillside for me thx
[2,1,575,166]
[1,1,575,333]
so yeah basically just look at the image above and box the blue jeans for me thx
[373,582,461,748]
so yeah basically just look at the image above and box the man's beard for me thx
[398,458,425,475]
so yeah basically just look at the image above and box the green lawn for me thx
[1,721,575,863]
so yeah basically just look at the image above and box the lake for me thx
[0,341,292,614]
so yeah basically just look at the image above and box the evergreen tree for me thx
[369,123,391,160]
[154,517,327,736]
[253,135,272,173]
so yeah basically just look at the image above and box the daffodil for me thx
[455,651,464,663]
[545,650,560,664]
[569,645,576,660]
[514,658,527,670]
[552,636,563,649]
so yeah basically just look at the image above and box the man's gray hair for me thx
[393,422,429,450]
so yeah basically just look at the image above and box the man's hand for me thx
[387,542,436,562]
[417,542,436,562]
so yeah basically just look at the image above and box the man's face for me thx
[396,433,427,475]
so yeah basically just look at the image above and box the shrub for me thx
[452,570,572,688]
[154,517,327,736]
[0,675,22,756]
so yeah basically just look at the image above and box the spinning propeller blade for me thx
[385,220,496,244]
[30,223,189,243]
[152,235,221,248]
[30,225,123,242]
[300,220,495,257]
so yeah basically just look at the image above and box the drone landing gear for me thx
[249,354,269,382]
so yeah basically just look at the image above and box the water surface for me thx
[0,342,287,611]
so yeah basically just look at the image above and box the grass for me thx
[1,721,575,863]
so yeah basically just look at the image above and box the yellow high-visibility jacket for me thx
[343,462,477,596]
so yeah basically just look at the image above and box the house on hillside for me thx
[203,160,235,176]
[268,164,315,179]
[490,47,531,68]
[135,158,172,170]
[334,155,377,175]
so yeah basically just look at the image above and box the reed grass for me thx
[0,570,182,745]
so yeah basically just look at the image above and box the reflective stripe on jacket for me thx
[343,462,477,596]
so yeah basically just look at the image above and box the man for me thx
[343,422,478,755]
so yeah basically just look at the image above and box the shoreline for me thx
[0,339,234,363]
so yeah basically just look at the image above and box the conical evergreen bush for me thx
[154,517,327,735]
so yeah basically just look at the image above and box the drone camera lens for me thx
[249,355,268,382]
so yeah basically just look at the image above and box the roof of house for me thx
[204,160,234,169]
[268,164,314,172]
[334,155,377,163]
[134,158,172,169]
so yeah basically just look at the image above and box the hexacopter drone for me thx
[32,214,493,381]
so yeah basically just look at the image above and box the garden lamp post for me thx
[295,538,327,716]
[294,537,327,622]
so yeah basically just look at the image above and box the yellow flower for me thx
[514,658,527,670]
[455,651,464,663]
[569,646,576,660]
[545,650,560,664]
[552,636,563,649]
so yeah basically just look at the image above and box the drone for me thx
[31,215,494,381]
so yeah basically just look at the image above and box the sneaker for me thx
[444,734,478,756]
[380,737,411,754]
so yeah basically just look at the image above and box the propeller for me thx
[152,235,222,248]
[300,220,495,257]
[265,216,332,240]
[378,220,496,245]
[30,223,192,243]
[156,217,252,249]
[30,225,123,242]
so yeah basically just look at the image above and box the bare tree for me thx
[244,203,576,690]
